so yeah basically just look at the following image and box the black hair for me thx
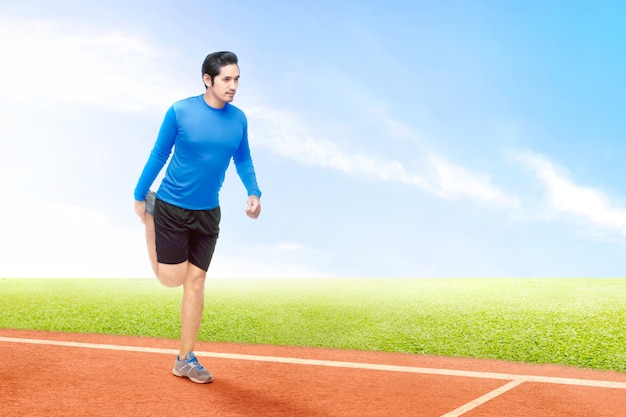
[202,51,239,87]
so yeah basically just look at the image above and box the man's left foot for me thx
[172,352,213,383]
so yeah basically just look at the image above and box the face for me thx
[204,63,240,108]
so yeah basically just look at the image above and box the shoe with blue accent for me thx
[172,352,213,383]
[145,190,156,216]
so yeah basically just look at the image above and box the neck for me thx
[203,90,225,109]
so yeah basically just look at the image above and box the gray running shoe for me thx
[172,352,213,384]
[145,190,156,216]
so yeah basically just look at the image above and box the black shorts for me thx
[154,198,221,271]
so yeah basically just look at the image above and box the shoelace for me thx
[186,355,206,371]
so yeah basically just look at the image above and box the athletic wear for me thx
[172,352,213,384]
[134,95,261,210]
[154,199,220,271]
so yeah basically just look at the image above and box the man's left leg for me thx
[172,261,213,384]
[179,205,220,357]
[179,263,207,358]
[172,207,219,384]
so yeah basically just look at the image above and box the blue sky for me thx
[2,0,626,278]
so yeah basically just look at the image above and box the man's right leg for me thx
[144,213,158,277]
[144,213,187,287]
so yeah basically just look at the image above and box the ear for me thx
[203,73,212,87]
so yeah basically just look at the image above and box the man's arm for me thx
[232,123,262,219]
[133,106,177,201]
[133,106,177,223]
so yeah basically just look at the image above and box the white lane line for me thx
[2,336,626,390]
[440,380,525,417]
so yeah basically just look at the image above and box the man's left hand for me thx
[246,195,261,219]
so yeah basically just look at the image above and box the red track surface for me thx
[1,329,626,416]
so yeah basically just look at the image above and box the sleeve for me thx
[133,106,178,201]
[232,119,262,198]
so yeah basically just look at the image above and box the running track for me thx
[1,329,626,416]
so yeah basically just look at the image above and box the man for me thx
[133,51,261,384]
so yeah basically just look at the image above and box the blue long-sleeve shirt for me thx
[133,95,261,210]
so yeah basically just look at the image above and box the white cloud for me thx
[0,200,152,278]
[425,154,520,207]
[520,152,626,234]
[0,18,184,112]
[248,107,519,209]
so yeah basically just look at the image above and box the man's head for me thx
[201,51,240,108]
[202,51,239,87]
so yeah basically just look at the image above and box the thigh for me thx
[154,199,190,265]
[188,206,221,271]
[155,261,190,288]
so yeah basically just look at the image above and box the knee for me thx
[184,273,206,293]
[155,266,186,288]
[158,277,183,288]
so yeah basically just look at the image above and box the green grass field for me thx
[1,278,625,372]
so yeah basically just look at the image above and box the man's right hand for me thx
[134,200,147,224]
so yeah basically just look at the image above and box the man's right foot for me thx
[172,352,213,384]
[145,190,156,216]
